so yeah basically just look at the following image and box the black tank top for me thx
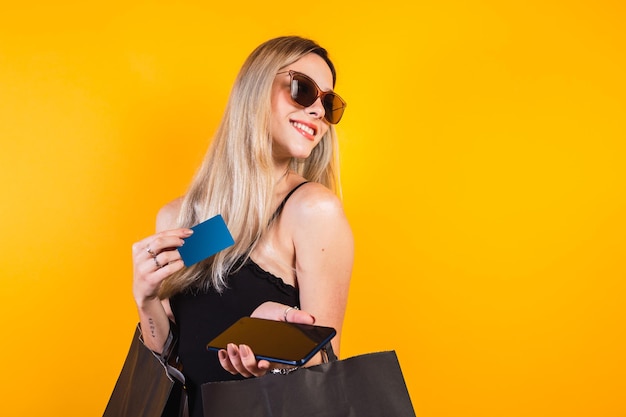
[169,182,308,417]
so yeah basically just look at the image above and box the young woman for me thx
[131,36,353,416]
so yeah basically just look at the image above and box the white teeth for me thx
[291,121,315,136]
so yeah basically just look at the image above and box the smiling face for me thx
[270,53,334,164]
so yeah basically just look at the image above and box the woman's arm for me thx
[290,183,354,357]
[132,199,189,353]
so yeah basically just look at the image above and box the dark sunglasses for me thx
[277,70,347,124]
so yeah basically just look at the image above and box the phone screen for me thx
[206,317,336,366]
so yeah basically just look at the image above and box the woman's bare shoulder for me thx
[156,197,184,231]
[287,182,346,222]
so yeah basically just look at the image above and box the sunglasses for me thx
[277,70,347,124]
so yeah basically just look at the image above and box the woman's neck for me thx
[273,160,291,184]
[274,166,290,184]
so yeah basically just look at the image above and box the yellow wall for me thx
[1,1,625,416]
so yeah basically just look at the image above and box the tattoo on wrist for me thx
[148,318,156,338]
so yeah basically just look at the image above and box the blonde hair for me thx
[159,36,341,297]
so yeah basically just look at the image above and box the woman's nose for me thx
[306,98,325,120]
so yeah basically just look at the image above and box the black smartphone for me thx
[206,317,336,366]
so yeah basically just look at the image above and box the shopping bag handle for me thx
[321,342,338,363]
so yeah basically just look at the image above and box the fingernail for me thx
[240,345,250,358]
[218,350,226,360]
[185,229,194,235]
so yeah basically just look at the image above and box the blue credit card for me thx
[178,214,235,267]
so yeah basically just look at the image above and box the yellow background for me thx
[1,1,625,416]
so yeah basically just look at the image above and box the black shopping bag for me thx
[201,350,416,417]
[103,325,187,417]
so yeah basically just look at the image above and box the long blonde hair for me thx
[159,36,341,297]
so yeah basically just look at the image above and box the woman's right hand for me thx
[132,228,193,304]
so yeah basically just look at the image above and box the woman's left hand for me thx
[217,301,315,377]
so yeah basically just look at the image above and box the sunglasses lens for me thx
[291,74,317,107]
[322,94,346,124]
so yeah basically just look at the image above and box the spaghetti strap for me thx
[269,181,310,223]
